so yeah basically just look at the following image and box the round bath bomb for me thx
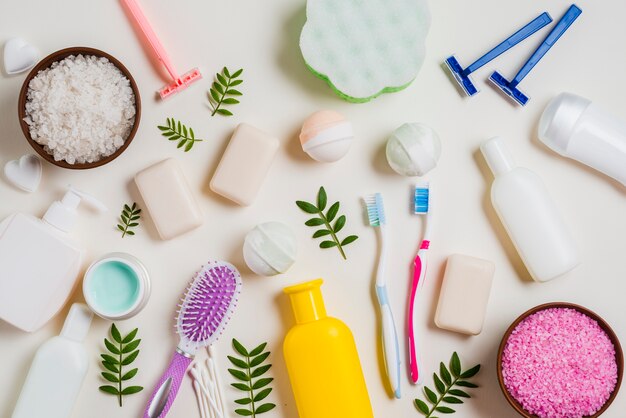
[243,222,297,276]
[300,110,353,162]
[386,123,441,176]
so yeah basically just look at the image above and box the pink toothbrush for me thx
[408,183,431,384]
[120,0,202,99]
[143,261,241,418]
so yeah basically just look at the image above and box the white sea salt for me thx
[24,54,136,164]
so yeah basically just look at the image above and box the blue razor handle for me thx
[490,4,582,106]
[445,11,552,96]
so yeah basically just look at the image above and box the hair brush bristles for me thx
[176,261,242,353]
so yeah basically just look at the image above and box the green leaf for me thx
[210,88,220,102]
[99,385,120,395]
[460,364,481,379]
[456,381,478,388]
[443,396,463,404]
[233,339,249,356]
[121,350,139,365]
[122,368,138,381]
[226,89,243,95]
[250,352,270,367]
[317,187,327,211]
[118,203,141,237]
[436,406,456,414]
[449,389,470,398]
[249,342,267,357]
[415,399,430,414]
[121,386,143,395]
[440,362,452,385]
[230,79,243,86]
[254,388,272,402]
[235,409,253,416]
[126,230,135,236]
[117,224,125,232]
[102,372,119,383]
[223,67,231,78]
[222,98,240,105]
[341,235,358,246]
[157,125,169,131]
[228,355,249,369]
[122,328,138,344]
[252,377,273,389]
[235,398,252,405]
[216,108,233,116]
[124,204,131,212]
[102,361,119,373]
[320,241,338,248]
[182,124,188,137]
[177,120,181,133]
[228,369,250,381]
[231,383,251,391]
[433,373,445,394]
[305,218,325,227]
[326,202,339,222]
[232,68,243,78]
[312,229,331,238]
[185,141,194,152]
[190,128,195,140]
[104,338,120,355]
[296,201,319,214]
[177,139,185,149]
[251,364,271,378]
[101,354,119,365]
[334,215,346,233]
[217,73,227,86]
[255,403,275,413]
[424,386,438,404]
[450,352,461,377]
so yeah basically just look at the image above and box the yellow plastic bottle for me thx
[283,279,374,418]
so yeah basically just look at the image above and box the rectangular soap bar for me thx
[135,158,203,240]
[434,254,495,335]
[210,123,279,206]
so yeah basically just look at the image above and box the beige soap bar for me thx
[435,254,495,335]
[135,158,203,240]
[210,123,279,206]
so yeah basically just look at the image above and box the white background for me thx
[1,0,625,417]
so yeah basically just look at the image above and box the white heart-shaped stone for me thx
[4,154,42,193]
[3,37,40,75]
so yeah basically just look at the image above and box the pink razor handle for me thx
[143,350,193,418]
[408,240,429,384]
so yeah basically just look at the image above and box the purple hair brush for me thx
[143,261,242,418]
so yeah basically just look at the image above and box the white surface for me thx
[0,0,625,417]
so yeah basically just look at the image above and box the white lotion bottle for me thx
[481,137,579,282]
[0,187,106,331]
[539,92,626,186]
[11,303,93,418]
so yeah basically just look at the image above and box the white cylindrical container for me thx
[11,303,93,418]
[538,92,626,186]
[83,252,150,320]
[480,137,579,282]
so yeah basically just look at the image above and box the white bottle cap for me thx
[481,137,515,176]
[60,303,93,342]
[43,186,107,233]
[538,92,591,154]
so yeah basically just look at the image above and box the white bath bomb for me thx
[300,110,353,162]
[386,123,441,176]
[243,222,297,276]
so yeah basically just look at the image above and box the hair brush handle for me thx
[143,351,193,418]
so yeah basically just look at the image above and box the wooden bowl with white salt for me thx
[18,47,141,169]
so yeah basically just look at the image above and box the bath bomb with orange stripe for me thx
[299,110,353,162]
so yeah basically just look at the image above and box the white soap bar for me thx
[434,254,495,335]
[135,159,203,240]
[210,123,279,206]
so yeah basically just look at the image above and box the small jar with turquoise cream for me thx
[83,252,150,320]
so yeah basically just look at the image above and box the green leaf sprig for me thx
[117,202,141,238]
[209,67,243,117]
[414,352,481,417]
[296,186,358,260]
[99,324,143,407]
[228,339,276,417]
[157,118,204,152]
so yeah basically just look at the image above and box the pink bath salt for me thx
[501,308,618,418]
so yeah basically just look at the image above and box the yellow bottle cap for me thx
[284,279,327,324]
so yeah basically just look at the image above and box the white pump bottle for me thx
[0,187,106,331]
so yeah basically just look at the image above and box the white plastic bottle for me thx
[539,92,626,186]
[481,137,579,282]
[11,303,93,418]
[0,187,106,332]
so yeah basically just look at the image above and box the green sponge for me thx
[300,0,431,103]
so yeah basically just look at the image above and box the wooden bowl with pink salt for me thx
[497,302,623,418]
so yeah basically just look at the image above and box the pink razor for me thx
[120,0,202,99]
[143,261,241,418]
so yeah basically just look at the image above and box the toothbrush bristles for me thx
[364,193,386,227]
[414,183,430,214]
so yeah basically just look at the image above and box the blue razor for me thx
[445,12,553,97]
[490,4,582,106]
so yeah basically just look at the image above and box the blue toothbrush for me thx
[445,12,553,97]
[490,4,582,106]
